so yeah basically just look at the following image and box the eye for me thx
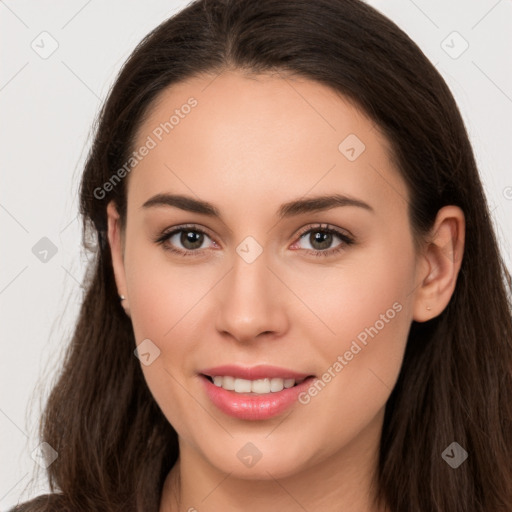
[154,223,355,258]
[292,223,355,257]
[154,225,217,256]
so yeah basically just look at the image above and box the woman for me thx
[11,0,512,511]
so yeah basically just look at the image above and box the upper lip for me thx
[200,364,313,380]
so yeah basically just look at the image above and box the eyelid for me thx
[157,223,215,238]
[294,222,354,240]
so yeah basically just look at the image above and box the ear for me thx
[412,205,465,322]
[106,200,130,317]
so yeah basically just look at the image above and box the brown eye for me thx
[293,224,355,258]
[307,231,335,251]
[155,225,215,256]
[179,230,205,250]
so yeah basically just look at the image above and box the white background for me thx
[1,0,511,509]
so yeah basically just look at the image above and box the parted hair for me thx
[12,0,512,511]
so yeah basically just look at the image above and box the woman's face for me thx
[108,70,427,480]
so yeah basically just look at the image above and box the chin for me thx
[197,436,320,481]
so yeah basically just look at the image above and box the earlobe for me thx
[412,205,465,322]
[106,201,131,317]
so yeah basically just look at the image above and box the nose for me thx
[214,250,289,343]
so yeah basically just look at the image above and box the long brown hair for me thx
[13,0,512,510]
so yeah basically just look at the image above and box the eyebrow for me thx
[141,193,374,219]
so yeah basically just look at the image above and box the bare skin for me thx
[106,69,465,512]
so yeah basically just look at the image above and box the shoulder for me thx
[6,494,71,512]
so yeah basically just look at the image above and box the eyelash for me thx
[154,223,355,258]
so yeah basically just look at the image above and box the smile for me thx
[199,365,315,420]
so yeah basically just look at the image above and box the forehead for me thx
[127,70,408,217]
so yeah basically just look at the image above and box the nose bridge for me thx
[232,250,270,303]
[215,246,287,341]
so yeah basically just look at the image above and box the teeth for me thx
[222,376,235,390]
[270,378,284,392]
[252,378,271,394]
[234,378,252,393]
[284,378,295,388]
[210,376,301,394]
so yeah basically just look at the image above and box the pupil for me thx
[312,231,331,250]
[182,231,203,249]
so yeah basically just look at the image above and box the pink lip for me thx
[200,364,310,380]
[199,365,315,421]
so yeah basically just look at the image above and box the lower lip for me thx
[200,375,315,420]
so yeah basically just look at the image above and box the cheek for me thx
[292,244,414,409]
[125,240,211,342]
[294,242,413,346]
[124,245,212,423]
[293,291,411,458]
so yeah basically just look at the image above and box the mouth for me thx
[198,366,316,420]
